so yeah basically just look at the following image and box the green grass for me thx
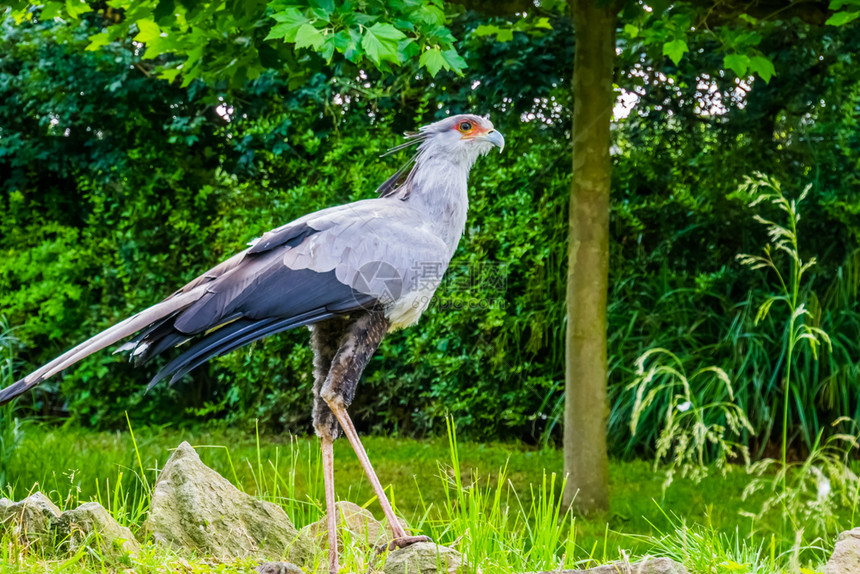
[0,422,853,573]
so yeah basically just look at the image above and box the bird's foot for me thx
[379,534,432,554]
[256,561,303,574]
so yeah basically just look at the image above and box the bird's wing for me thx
[168,200,448,330]
[279,199,452,298]
[0,199,449,402]
[146,200,449,386]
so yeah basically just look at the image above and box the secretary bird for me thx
[0,114,504,572]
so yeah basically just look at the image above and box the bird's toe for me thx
[383,534,433,552]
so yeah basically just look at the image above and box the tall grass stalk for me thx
[737,174,832,507]
[431,417,578,572]
[742,418,860,542]
[628,348,752,490]
[124,412,150,497]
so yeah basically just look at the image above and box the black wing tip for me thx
[146,309,345,393]
[146,362,183,393]
[145,374,165,394]
[0,377,39,406]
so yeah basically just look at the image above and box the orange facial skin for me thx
[456,120,490,140]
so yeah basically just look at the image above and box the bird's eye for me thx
[458,122,473,132]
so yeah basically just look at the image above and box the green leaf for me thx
[623,23,639,38]
[40,2,62,19]
[133,19,161,44]
[184,45,203,70]
[311,0,335,14]
[308,7,331,22]
[441,48,466,74]
[85,32,110,51]
[64,0,91,19]
[361,23,406,66]
[398,37,418,60]
[534,17,553,30]
[265,23,292,41]
[334,28,362,61]
[748,55,775,83]
[393,18,415,32]
[825,11,860,25]
[419,47,445,77]
[267,8,309,42]
[474,24,500,37]
[294,23,324,50]
[141,35,175,59]
[272,8,309,25]
[475,23,514,41]
[320,36,336,61]
[333,29,357,52]
[496,28,513,42]
[159,68,181,82]
[348,12,377,27]
[723,53,751,77]
[662,38,688,65]
[829,0,849,10]
[179,68,200,88]
[414,5,445,27]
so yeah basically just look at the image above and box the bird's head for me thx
[417,114,505,163]
[377,113,504,199]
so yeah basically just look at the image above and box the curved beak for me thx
[483,130,505,153]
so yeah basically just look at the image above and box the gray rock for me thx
[0,492,61,545]
[145,441,312,564]
[382,541,463,574]
[302,501,404,552]
[55,501,140,557]
[527,557,688,574]
[826,528,860,574]
[257,561,304,574]
[0,493,138,559]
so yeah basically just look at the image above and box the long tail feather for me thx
[114,312,182,356]
[0,291,199,405]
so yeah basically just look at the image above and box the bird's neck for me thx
[404,155,471,255]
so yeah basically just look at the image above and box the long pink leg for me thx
[320,436,340,574]
[328,402,430,549]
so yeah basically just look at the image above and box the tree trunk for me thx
[562,0,616,514]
